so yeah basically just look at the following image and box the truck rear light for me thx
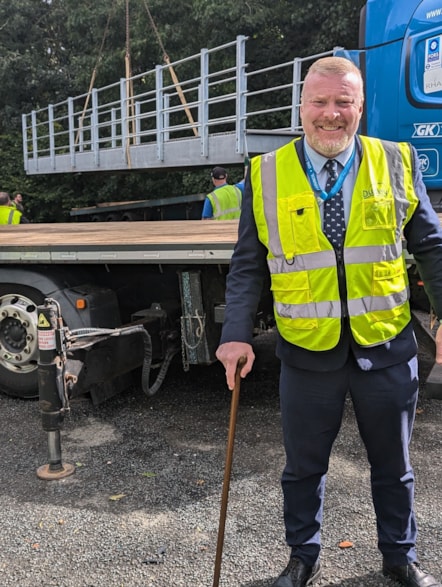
[76,299,87,310]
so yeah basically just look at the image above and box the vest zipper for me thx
[335,247,348,318]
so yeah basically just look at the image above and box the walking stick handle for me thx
[212,356,246,587]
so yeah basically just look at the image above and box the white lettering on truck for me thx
[412,123,442,137]
[424,36,442,93]
[427,7,442,18]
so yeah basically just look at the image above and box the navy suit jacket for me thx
[220,137,442,372]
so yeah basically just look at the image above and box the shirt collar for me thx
[304,138,356,173]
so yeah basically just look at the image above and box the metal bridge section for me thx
[22,37,337,175]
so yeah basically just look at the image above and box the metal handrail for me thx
[22,37,339,173]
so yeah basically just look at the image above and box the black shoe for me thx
[383,562,441,587]
[272,557,321,587]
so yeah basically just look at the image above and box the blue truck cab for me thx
[340,0,442,208]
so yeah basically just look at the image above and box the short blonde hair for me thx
[302,56,364,101]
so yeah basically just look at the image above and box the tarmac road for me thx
[0,328,440,587]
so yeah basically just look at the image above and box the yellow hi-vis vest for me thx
[0,206,22,225]
[208,185,242,219]
[251,136,418,351]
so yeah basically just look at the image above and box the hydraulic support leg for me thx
[36,301,75,480]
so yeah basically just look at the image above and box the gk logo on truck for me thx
[412,123,442,137]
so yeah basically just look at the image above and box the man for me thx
[11,192,30,223]
[201,166,242,219]
[0,191,22,224]
[216,57,442,587]
[12,192,24,212]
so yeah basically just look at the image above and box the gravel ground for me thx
[0,329,441,587]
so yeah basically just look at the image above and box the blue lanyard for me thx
[305,147,356,202]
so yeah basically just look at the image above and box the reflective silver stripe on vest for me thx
[382,140,409,224]
[275,286,408,321]
[213,206,241,218]
[268,249,336,273]
[344,242,403,264]
[268,242,403,275]
[275,299,341,319]
[348,287,409,315]
[260,151,285,256]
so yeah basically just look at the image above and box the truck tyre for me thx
[106,213,121,221]
[0,284,44,399]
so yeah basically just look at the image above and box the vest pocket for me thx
[362,197,394,230]
[270,271,319,328]
[280,194,320,256]
[372,259,405,293]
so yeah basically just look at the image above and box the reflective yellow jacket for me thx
[208,185,242,219]
[251,136,418,351]
[0,206,22,225]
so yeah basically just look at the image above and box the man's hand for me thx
[216,341,255,390]
[435,324,442,364]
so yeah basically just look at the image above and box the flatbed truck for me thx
[0,219,268,403]
[0,218,275,479]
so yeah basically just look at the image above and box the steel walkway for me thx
[22,37,338,175]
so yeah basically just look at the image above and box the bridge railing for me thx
[22,37,338,173]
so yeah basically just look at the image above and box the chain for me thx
[180,310,206,371]
[181,320,189,372]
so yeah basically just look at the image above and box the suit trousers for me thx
[279,352,419,567]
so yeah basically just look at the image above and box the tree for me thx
[0,0,366,222]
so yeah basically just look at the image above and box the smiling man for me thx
[216,57,442,587]
[300,59,363,157]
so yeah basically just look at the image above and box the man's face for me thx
[300,71,363,157]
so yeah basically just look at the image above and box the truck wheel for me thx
[106,213,121,221]
[0,285,44,399]
[122,211,142,221]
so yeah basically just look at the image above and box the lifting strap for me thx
[142,0,199,137]
[75,0,118,146]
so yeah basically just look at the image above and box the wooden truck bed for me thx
[0,220,239,264]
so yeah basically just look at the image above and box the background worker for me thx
[12,192,30,223]
[201,166,242,219]
[0,191,22,224]
[216,57,442,587]
[12,192,24,212]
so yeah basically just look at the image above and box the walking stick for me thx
[213,356,246,587]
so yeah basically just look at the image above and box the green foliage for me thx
[0,0,366,222]
[285,0,366,55]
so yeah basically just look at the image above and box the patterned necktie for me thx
[323,159,345,248]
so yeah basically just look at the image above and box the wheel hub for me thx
[0,294,39,371]
[1,317,27,350]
